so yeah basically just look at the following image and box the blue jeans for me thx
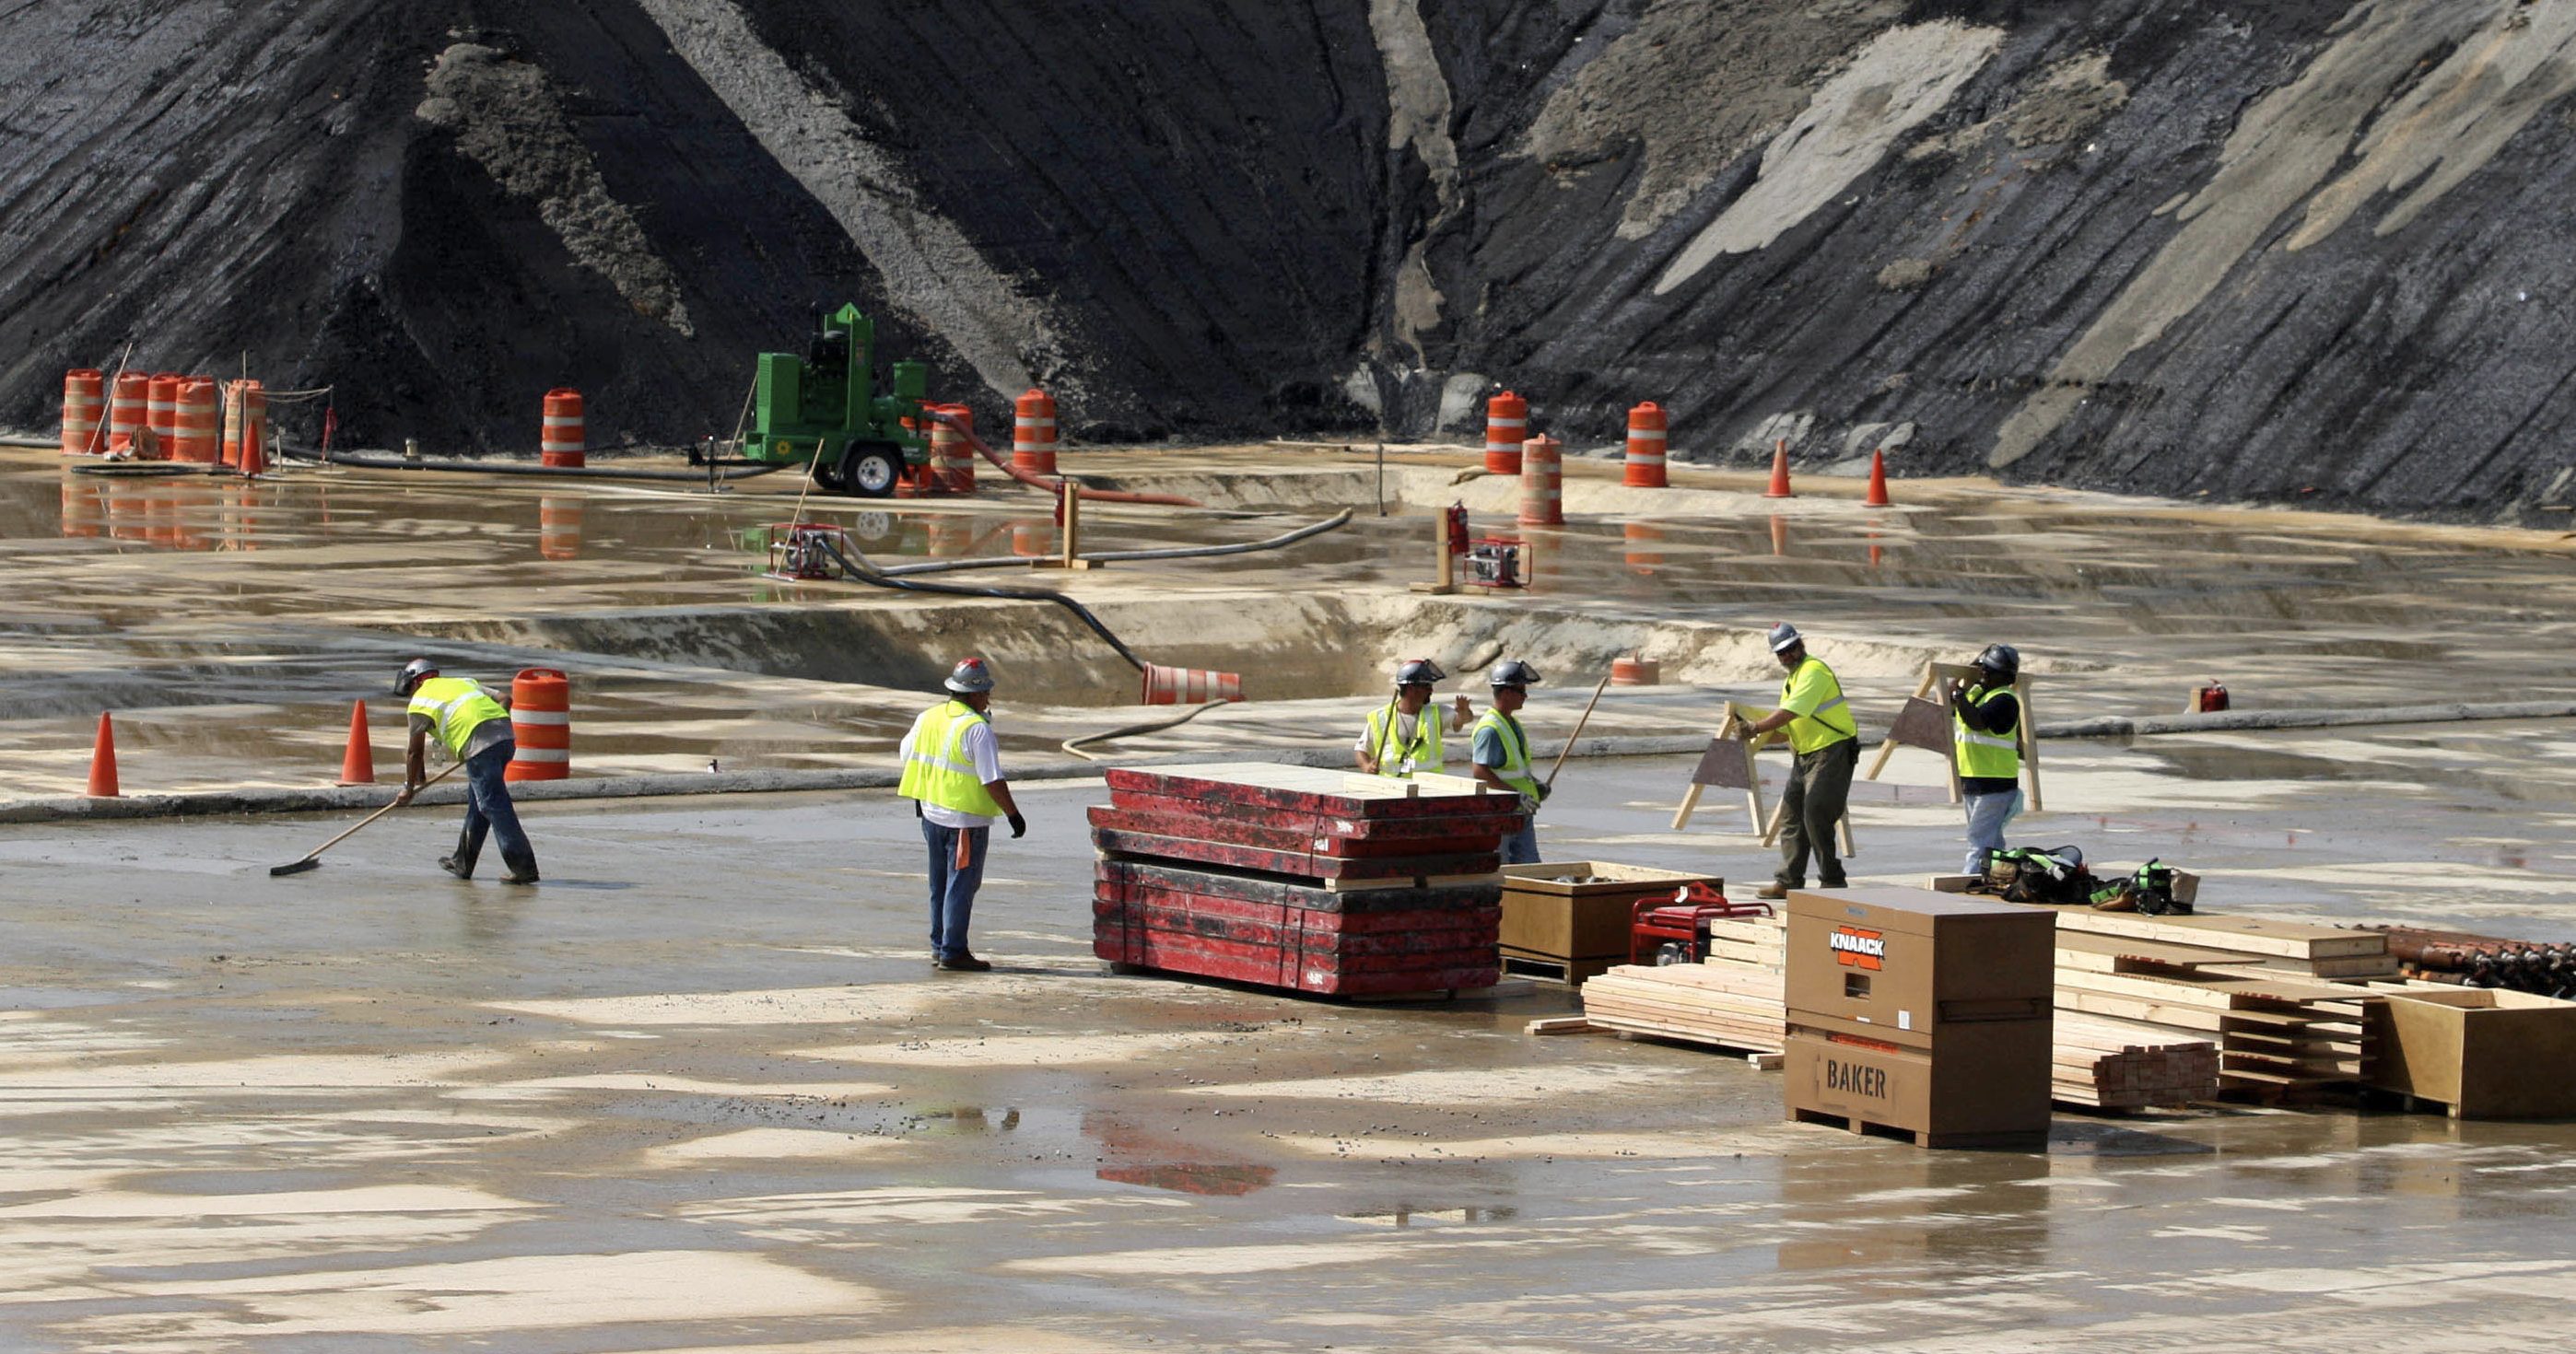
[1500,820,1540,866]
[1962,788,2023,875]
[455,740,536,878]
[922,819,989,960]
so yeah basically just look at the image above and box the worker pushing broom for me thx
[271,659,541,881]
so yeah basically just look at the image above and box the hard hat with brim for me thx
[1394,658,1446,687]
[1488,659,1542,688]
[1768,623,1802,653]
[944,658,996,694]
[393,658,439,696]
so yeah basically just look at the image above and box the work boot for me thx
[500,858,540,886]
[1756,881,1791,901]
[935,953,993,973]
[438,856,472,880]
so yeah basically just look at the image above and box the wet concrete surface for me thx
[9,445,2576,803]
[3,754,2574,1349]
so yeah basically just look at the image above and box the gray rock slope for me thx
[3,1,2570,519]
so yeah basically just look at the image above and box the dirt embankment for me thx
[3,1,2572,519]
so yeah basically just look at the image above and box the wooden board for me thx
[2054,910,2389,961]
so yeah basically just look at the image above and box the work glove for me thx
[1007,811,1028,839]
[1536,783,1551,803]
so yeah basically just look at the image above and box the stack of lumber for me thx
[2047,912,2383,1097]
[1090,763,1516,997]
[2053,1014,2219,1109]
[1576,911,1787,1053]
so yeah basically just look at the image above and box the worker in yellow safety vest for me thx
[1739,623,1859,898]
[897,657,1026,973]
[1470,659,1546,864]
[1950,643,2024,875]
[392,658,538,884]
[1354,658,1473,777]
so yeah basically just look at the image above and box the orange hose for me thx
[921,407,1200,507]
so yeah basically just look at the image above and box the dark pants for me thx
[452,741,537,879]
[1775,738,1857,890]
[922,819,989,960]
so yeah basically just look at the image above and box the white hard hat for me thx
[1767,622,1802,653]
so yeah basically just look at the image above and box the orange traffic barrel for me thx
[61,369,104,454]
[930,403,975,493]
[503,669,570,781]
[109,372,149,453]
[1611,654,1661,686]
[541,388,586,468]
[1141,662,1244,706]
[1013,389,1058,474]
[1623,402,1668,488]
[146,374,181,459]
[172,379,219,463]
[539,496,583,560]
[1484,391,1528,474]
[1517,434,1563,526]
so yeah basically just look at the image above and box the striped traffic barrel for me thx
[1611,654,1661,685]
[61,369,103,454]
[541,389,586,468]
[1517,434,1563,526]
[930,403,975,493]
[1484,391,1528,474]
[1623,401,1668,488]
[146,374,181,460]
[108,372,149,454]
[503,669,570,781]
[1013,389,1058,474]
[1141,663,1244,706]
[172,379,219,463]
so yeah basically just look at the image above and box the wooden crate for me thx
[1498,861,1722,961]
[2364,988,2576,1119]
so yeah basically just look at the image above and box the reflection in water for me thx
[540,496,585,561]
[1096,1162,1278,1196]
[1773,1143,2051,1272]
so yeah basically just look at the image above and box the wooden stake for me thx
[1411,508,1457,594]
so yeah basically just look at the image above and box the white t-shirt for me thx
[900,709,1005,828]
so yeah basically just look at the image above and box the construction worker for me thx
[1950,643,2024,875]
[897,657,1026,973]
[1470,660,1547,864]
[392,659,538,884]
[1740,623,1858,899]
[1354,658,1473,777]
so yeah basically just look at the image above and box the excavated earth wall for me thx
[3,1,2573,519]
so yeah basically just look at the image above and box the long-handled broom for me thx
[271,761,463,876]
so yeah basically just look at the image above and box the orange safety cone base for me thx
[337,700,378,785]
[87,712,120,798]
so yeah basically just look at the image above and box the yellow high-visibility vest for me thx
[1472,709,1541,803]
[1364,701,1443,778]
[897,700,1003,817]
[1952,684,2021,779]
[407,677,509,758]
[1777,658,1859,755]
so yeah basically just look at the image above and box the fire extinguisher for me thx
[1446,502,1470,555]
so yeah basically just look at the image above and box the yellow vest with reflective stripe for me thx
[407,677,509,758]
[1777,658,1858,755]
[898,700,1003,817]
[1364,701,1442,778]
[1952,684,2021,779]
[1472,709,1540,803]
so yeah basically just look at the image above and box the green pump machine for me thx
[744,303,931,496]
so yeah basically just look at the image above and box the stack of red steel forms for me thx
[1092,763,1518,996]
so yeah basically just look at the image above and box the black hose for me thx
[323,449,787,483]
[811,534,1149,671]
[873,508,1355,576]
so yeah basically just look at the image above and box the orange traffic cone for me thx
[1864,448,1891,507]
[87,713,120,798]
[337,700,377,785]
[1763,438,1794,498]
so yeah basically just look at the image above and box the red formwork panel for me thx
[1104,764,1506,822]
[1093,828,1498,880]
[1093,900,1498,956]
[1094,925,1500,995]
[1095,858,1503,913]
[1088,804,1518,859]
[1104,788,1526,843]
[1090,887,1502,939]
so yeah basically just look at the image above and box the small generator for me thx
[1629,883,1773,965]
